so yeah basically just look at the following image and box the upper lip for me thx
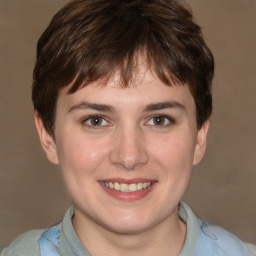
[98,178,157,184]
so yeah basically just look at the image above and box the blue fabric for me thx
[38,226,61,256]
[195,220,252,256]
[38,220,252,256]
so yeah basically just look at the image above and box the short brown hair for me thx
[32,0,214,135]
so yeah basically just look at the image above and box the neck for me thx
[73,207,187,256]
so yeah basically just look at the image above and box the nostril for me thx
[110,151,149,170]
[109,129,149,170]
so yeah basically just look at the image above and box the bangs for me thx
[33,0,214,134]
[37,0,202,94]
[67,46,183,94]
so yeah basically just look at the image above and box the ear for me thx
[193,120,210,166]
[34,111,59,164]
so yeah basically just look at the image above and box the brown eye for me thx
[90,116,103,126]
[153,116,166,125]
[146,115,174,127]
[83,115,109,127]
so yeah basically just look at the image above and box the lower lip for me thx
[100,183,156,201]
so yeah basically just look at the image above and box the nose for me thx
[109,126,149,171]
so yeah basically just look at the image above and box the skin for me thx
[35,69,209,256]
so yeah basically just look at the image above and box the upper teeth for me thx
[102,182,152,192]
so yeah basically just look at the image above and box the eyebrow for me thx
[68,102,114,113]
[143,101,185,112]
[68,100,185,113]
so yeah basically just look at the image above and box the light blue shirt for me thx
[2,202,256,256]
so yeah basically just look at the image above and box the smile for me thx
[101,181,153,192]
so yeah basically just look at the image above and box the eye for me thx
[146,115,174,127]
[82,115,110,128]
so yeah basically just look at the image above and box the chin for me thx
[99,211,161,234]
[104,221,151,234]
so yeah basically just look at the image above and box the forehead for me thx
[57,70,195,114]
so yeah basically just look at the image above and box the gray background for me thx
[0,0,255,249]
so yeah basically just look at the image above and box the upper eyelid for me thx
[83,114,107,120]
[82,115,111,125]
[80,114,175,126]
[81,114,175,121]
[144,114,176,126]
[149,114,175,121]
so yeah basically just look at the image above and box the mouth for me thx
[99,179,156,201]
[101,181,153,192]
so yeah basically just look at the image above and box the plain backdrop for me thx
[0,0,255,250]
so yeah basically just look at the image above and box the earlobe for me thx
[193,120,210,166]
[34,111,59,165]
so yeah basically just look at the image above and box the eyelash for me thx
[146,115,175,127]
[81,114,175,129]
[81,115,111,128]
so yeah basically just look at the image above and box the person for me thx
[1,0,256,255]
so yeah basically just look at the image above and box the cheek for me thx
[151,132,196,171]
[145,133,195,217]
[56,135,109,178]
[55,136,111,205]
[150,132,195,199]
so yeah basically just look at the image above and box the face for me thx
[35,70,208,235]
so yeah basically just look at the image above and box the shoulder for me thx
[198,220,256,256]
[179,202,256,256]
[244,243,256,256]
[1,229,45,256]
